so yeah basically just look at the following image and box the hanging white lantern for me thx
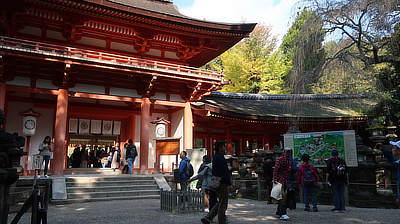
[23,116,37,136]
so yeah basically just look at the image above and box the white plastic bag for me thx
[271,182,282,200]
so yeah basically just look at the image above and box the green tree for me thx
[206,23,291,94]
[280,8,325,94]
[301,0,400,126]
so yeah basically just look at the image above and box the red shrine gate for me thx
[0,0,256,175]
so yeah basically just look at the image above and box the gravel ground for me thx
[7,198,399,224]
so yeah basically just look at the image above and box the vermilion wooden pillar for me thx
[0,82,5,111]
[140,97,150,174]
[226,126,233,155]
[53,88,68,175]
[184,102,193,151]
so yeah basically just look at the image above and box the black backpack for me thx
[331,161,346,176]
[302,166,314,186]
[126,145,137,158]
[185,161,194,178]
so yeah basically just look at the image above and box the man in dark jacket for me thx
[326,149,348,213]
[201,140,234,224]
[263,156,274,204]
[179,151,190,191]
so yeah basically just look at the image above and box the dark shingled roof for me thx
[108,0,186,18]
[195,92,377,118]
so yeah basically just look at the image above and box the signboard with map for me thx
[284,130,358,167]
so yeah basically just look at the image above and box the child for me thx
[298,153,318,212]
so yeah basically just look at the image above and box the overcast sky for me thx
[173,0,303,43]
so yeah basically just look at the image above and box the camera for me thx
[374,143,382,150]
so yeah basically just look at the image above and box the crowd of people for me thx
[65,140,138,174]
[177,142,353,222]
[36,134,400,222]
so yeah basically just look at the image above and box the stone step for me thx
[67,189,160,199]
[51,195,160,205]
[66,184,159,193]
[65,180,156,187]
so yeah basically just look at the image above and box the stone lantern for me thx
[385,124,397,142]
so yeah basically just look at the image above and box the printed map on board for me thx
[292,131,345,167]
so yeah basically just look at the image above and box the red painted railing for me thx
[0,36,223,80]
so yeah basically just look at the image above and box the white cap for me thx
[283,147,292,152]
[389,141,400,148]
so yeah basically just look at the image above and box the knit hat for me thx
[389,141,400,149]
[331,149,339,156]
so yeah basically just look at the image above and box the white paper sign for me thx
[32,154,43,170]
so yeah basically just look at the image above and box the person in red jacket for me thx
[298,153,318,212]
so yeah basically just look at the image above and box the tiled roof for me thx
[196,92,377,118]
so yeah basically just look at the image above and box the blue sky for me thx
[173,0,302,43]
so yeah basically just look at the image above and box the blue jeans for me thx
[332,181,346,211]
[38,155,50,175]
[302,185,318,210]
[127,157,135,174]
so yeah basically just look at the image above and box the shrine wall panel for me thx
[110,42,138,53]
[109,87,140,98]
[165,51,179,60]
[36,79,58,90]
[146,49,162,57]
[76,37,106,48]
[46,30,66,41]
[69,84,105,95]
[150,92,166,101]
[6,76,31,87]
[170,94,184,102]
[19,26,42,36]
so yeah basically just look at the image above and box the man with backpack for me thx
[326,149,348,213]
[298,153,318,212]
[126,139,138,174]
[179,151,191,192]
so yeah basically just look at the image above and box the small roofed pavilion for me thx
[192,92,376,156]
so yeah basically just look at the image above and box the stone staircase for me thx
[50,168,165,204]
[51,175,160,204]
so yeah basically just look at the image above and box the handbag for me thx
[271,182,283,200]
[120,161,124,166]
[210,175,222,191]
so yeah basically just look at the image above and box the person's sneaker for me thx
[340,210,346,213]
[280,215,290,220]
[44,175,49,178]
[331,208,339,212]
[335,210,341,213]
[201,217,211,224]
[37,175,40,178]
[304,208,310,211]
[313,209,318,212]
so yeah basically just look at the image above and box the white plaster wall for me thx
[134,112,172,170]
[5,101,54,171]
[171,109,184,151]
